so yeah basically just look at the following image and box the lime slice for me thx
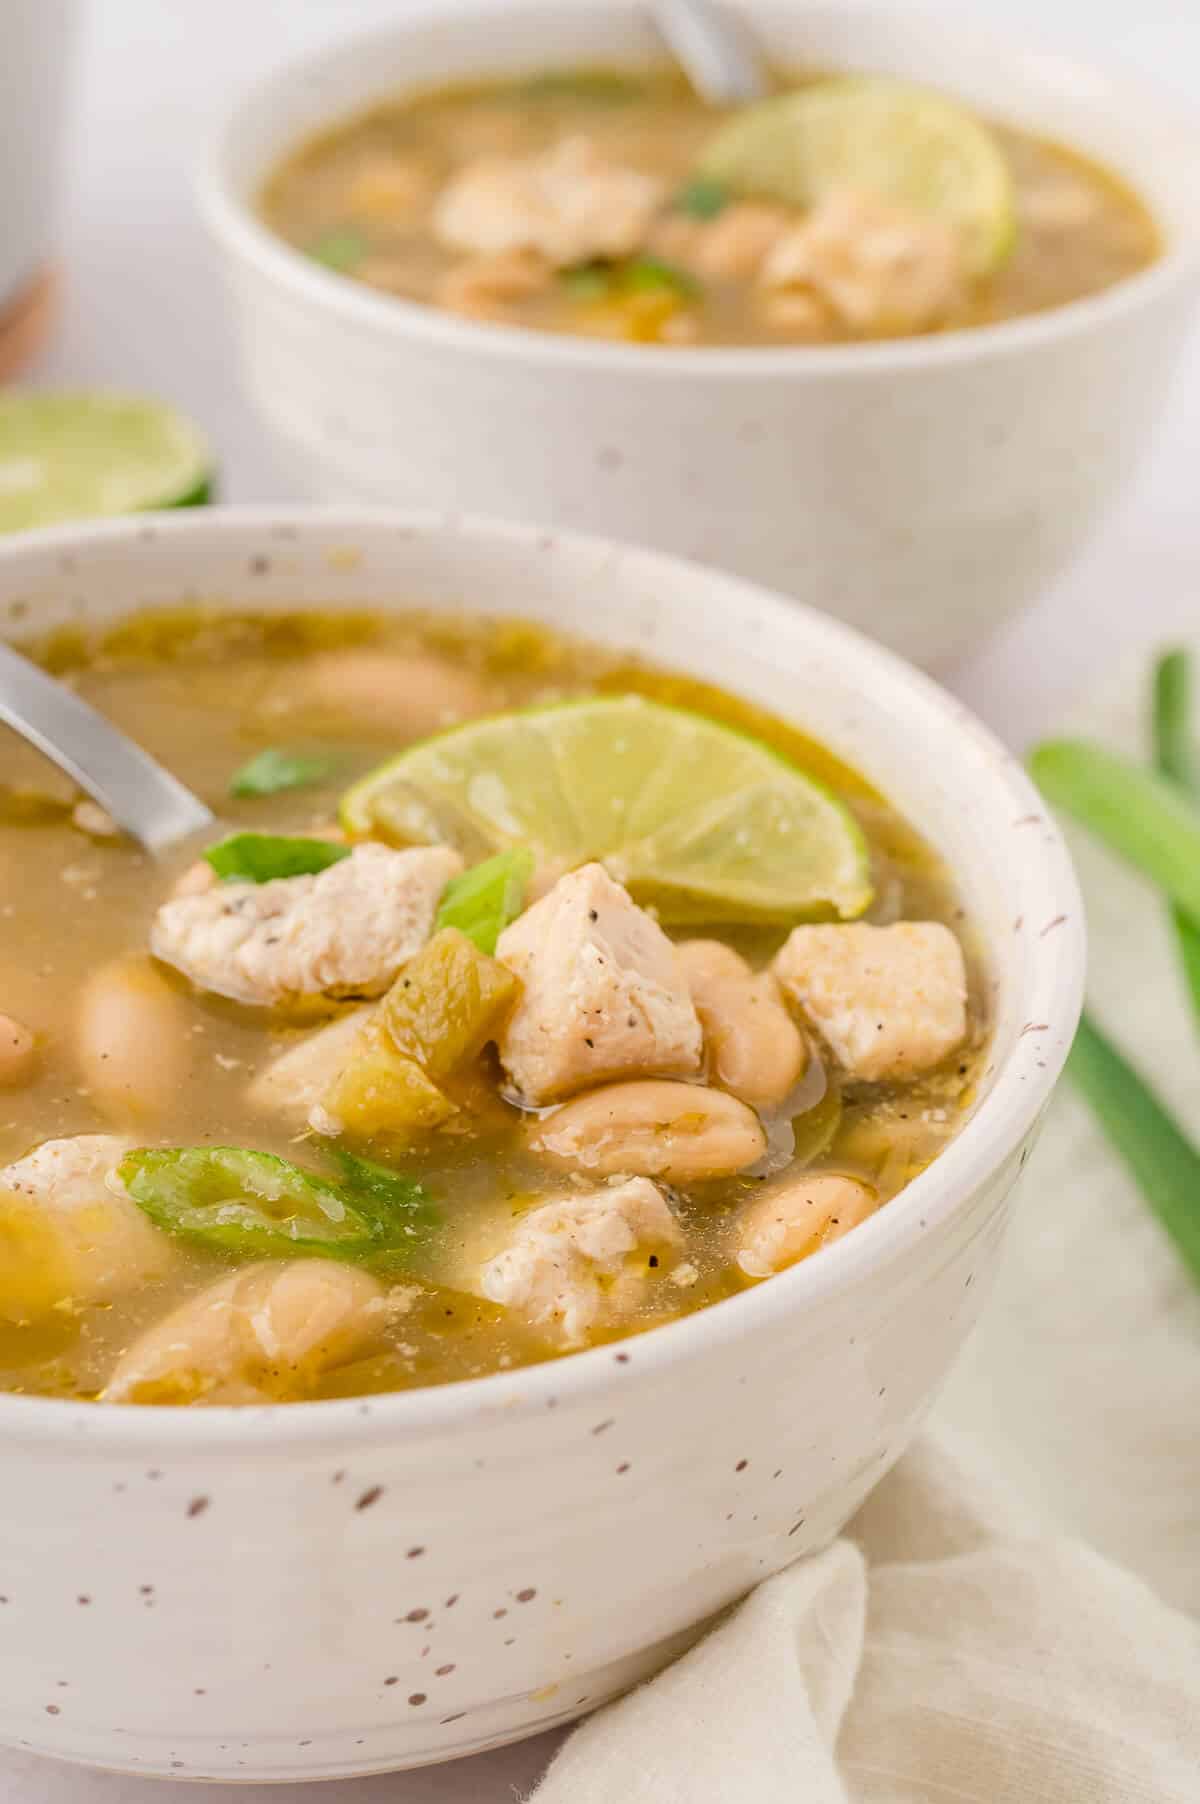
[697,76,1016,275]
[341,696,872,926]
[0,392,214,533]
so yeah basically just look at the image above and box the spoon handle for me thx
[649,0,771,105]
[0,640,214,853]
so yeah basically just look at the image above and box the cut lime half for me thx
[341,696,872,926]
[697,76,1016,276]
[0,392,214,534]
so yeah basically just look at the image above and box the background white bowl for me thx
[201,0,1200,669]
[0,508,1082,1782]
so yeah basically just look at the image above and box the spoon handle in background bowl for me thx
[0,640,214,854]
[648,0,772,104]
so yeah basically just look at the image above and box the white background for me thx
[8,2,1200,1798]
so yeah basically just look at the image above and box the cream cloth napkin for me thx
[534,665,1200,1802]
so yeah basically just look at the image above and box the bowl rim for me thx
[0,504,1085,1453]
[198,0,1200,382]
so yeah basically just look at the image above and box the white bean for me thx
[104,1260,394,1405]
[737,1173,878,1279]
[678,940,807,1110]
[530,1079,766,1184]
[76,957,194,1125]
[0,1013,36,1088]
[271,650,493,738]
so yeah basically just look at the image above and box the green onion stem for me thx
[1067,1014,1200,1286]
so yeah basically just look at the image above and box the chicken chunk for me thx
[495,863,702,1104]
[737,1173,878,1279]
[773,922,968,1083]
[479,1178,682,1346]
[651,203,791,281]
[434,135,665,268]
[150,844,462,1009]
[760,188,965,335]
[104,1259,401,1405]
[247,1007,373,1125]
[0,1135,176,1313]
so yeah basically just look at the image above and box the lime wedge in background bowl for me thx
[0,392,213,533]
[341,695,872,926]
[697,76,1017,276]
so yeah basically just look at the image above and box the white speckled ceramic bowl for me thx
[200,1,1200,668]
[0,509,1083,1782]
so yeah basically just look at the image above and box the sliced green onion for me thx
[204,832,351,884]
[230,747,340,800]
[559,262,616,301]
[1067,1014,1200,1285]
[674,175,729,219]
[1030,738,1200,921]
[620,255,701,298]
[1151,648,1200,1023]
[324,1147,441,1242]
[434,847,534,954]
[120,1145,437,1266]
[308,229,368,273]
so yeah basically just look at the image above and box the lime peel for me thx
[341,695,872,926]
[697,76,1016,276]
[0,392,214,534]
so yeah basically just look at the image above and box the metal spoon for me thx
[0,640,214,854]
[648,0,771,104]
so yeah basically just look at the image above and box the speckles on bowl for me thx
[408,1692,427,1707]
[492,1607,507,1620]
[615,1462,631,1475]
[355,1485,383,1511]
[404,1607,429,1623]
[516,1587,537,1604]
[186,1496,210,1518]
[613,1351,630,1364]
[75,1595,90,1607]
[590,1418,615,1436]
[407,1545,426,1559]
[383,1675,399,1687]
[435,1663,456,1677]
[248,555,271,577]
[444,1593,459,1609]
[330,1470,346,1486]
[735,1460,749,1473]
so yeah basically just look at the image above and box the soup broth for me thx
[0,610,986,1405]
[262,66,1160,346]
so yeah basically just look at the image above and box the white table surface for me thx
[8,1,1200,1796]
